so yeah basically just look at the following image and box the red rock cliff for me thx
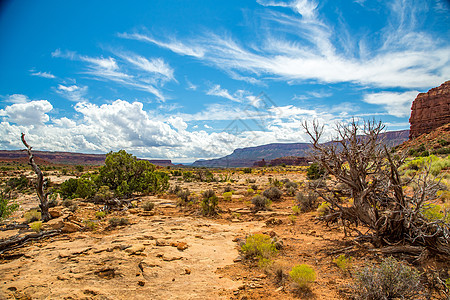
[409,81,450,139]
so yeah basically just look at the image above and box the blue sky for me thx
[0,0,449,163]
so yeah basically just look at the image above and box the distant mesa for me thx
[409,80,450,139]
[0,150,173,167]
[192,130,409,168]
[253,156,311,167]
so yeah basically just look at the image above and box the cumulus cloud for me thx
[0,100,53,126]
[362,90,419,117]
[3,94,30,104]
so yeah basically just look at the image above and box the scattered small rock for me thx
[176,242,188,251]
[125,244,145,255]
[137,281,145,286]
[265,218,283,226]
[61,221,82,233]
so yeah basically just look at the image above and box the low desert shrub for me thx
[317,201,331,216]
[252,195,271,211]
[0,193,18,220]
[222,191,232,201]
[353,257,422,300]
[83,220,97,230]
[201,189,218,216]
[24,209,41,223]
[247,188,255,195]
[289,214,297,224]
[142,201,155,211]
[243,167,252,174]
[296,191,318,212]
[177,189,190,206]
[241,233,278,260]
[292,205,301,215]
[284,181,298,190]
[289,264,316,289]
[306,162,325,180]
[262,187,283,201]
[95,211,106,219]
[223,185,233,193]
[334,254,352,272]
[108,217,129,227]
[29,221,43,233]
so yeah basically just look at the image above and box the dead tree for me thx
[303,119,450,257]
[21,133,51,222]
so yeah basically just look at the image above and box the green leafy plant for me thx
[317,201,331,216]
[289,264,316,289]
[353,257,421,300]
[24,209,41,223]
[29,221,43,233]
[306,162,325,180]
[334,254,352,272]
[289,214,297,224]
[251,195,271,211]
[241,233,278,268]
[292,205,301,215]
[0,192,19,220]
[95,211,106,219]
[222,191,233,201]
[201,189,218,216]
[243,167,252,174]
[83,220,97,230]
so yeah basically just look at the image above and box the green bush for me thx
[292,205,301,215]
[296,191,318,212]
[177,189,191,207]
[421,204,449,223]
[95,211,106,219]
[24,209,41,223]
[243,167,252,174]
[353,257,421,299]
[94,185,114,202]
[201,189,218,216]
[222,191,232,201]
[334,254,352,272]
[251,195,271,211]
[108,217,129,227]
[262,187,283,201]
[317,201,331,216]
[306,162,325,180]
[241,233,278,260]
[0,192,19,220]
[29,221,43,233]
[289,264,316,289]
[142,201,155,211]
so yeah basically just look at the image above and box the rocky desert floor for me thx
[0,168,448,299]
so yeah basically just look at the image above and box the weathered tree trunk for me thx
[21,133,51,222]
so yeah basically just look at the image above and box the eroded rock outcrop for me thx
[409,81,450,139]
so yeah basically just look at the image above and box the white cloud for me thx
[30,71,56,79]
[0,100,53,126]
[118,53,174,81]
[122,0,449,89]
[186,78,197,90]
[52,49,168,101]
[206,84,240,102]
[118,32,205,58]
[4,94,30,104]
[362,90,419,117]
[56,84,88,102]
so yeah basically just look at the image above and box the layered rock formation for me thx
[409,81,450,139]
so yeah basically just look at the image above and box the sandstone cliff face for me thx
[409,81,450,139]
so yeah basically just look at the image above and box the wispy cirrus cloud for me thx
[119,0,449,89]
[51,49,174,101]
[118,32,205,58]
[206,84,241,102]
[362,90,419,118]
[30,71,56,79]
